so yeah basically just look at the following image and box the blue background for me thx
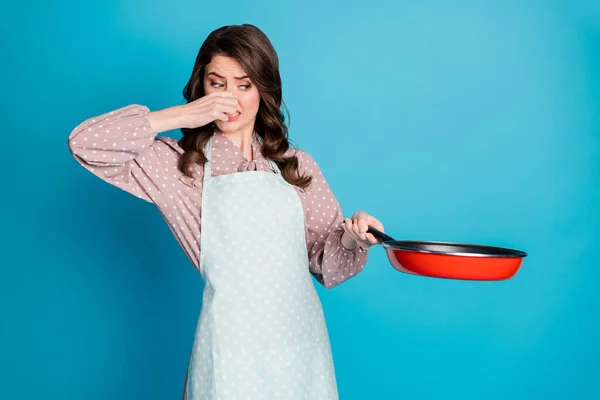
[2,0,599,398]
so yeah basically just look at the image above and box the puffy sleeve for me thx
[67,104,165,204]
[296,150,370,289]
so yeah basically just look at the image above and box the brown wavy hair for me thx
[177,24,312,189]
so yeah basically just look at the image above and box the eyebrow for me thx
[207,72,250,80]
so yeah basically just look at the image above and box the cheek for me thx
[239,91,260,111]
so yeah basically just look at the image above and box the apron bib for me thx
[184,137,339,400]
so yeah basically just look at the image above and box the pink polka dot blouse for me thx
[67,104,369,288]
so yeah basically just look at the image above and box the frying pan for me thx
[367,227,527,280]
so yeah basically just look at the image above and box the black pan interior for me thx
[384,240,527,258]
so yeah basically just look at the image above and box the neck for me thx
[220,125,255,161]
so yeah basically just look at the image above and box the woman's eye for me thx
[210,82,250,90]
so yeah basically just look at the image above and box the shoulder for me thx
[136,135,186,175]
[283,147,320,171]
[155,135,185,155]
[150,136,186,164]
[154,136,207,181]
[284,148,318,169]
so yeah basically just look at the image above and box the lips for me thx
[227,110,241,122]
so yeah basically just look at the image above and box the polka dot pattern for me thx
[182,138,338,399]
[66,104,373,398]
[67,104,369,289]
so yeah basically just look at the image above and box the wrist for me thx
[147,105,186,133]
[340,230,358,251]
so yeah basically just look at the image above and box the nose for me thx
[225,90,240,106]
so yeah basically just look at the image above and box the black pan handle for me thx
[367,226,395,244]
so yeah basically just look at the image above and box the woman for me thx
[68,24,384,400]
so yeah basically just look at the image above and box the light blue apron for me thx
[184,137,339,399]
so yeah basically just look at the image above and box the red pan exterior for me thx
[385,248,523,280]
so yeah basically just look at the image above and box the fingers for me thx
[215,104,237,121]
[213,107,232,122]
[365,212,383,231]
[342,218,359,241]
[349,211,367,240]
[357,211,384,233]
[217,97,239,121]
[215,96,239,108]
[357,225,367,241]
[213,98,239,116]
[343,213,366,242]
[205,91,235,99]
[345,212,385,246]
[365,233,378,245]
[343,217,354,236]
[368,218,384,232]
[358,217,369,237]
[215,113,229,123]
[197,92,240,112]
[181,91,242,128]
[210,99,239,122]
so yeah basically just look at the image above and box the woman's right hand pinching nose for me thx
[147,92,239,133]
[179,92,240,128]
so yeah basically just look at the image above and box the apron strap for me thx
[267,158,281,174]
[202,137,213,188]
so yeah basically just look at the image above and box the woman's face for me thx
[203,54,261,134]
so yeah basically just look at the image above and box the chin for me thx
[215,119,252,134]
[215,121,234,133]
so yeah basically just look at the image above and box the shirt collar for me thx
[212,128,265,172]
[177,128,270,188]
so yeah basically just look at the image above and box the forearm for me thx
[147,105,187,133]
